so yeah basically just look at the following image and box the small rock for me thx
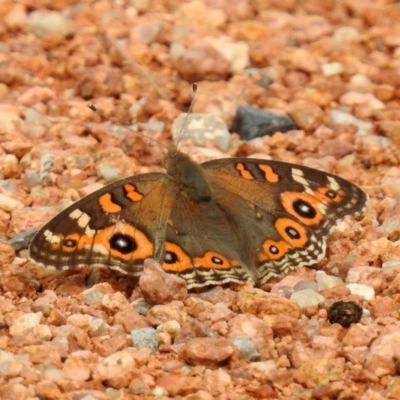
[340,91,380,107]
[233,288,301,318]
[129,16,164,45]
[114,309,149,332]
[0,154,21,179]
[35,380,62,400]
[32,325,52,341]
[331,26,360,44]
[131,327,159,352]
[9,312,43,336]
[203,368,233,395]
[287,99,325,132]
[8,206,57,237]
[139,259,188,305]
[227,313,272,340]
[343,346,369,365]
[370,296,399,318]
[101,291,131,313]
[0,193,23,212]
[174,1,227,32]
[82,290,106,306]
[342,324,378,347]
[316,271,343,290]
[155,374,202,397]
[179,337,237,367]
[27,11,74,38]
[90,332,128,357]
[321,62,343,76]
[374,84,395,101]
[294,358,345,389]
[293,280,318,293]
[376,120,400,145]
[347,74,373,93]
[231,105,296,140]
[246,360,277,381]
[1,141,33,158]
[229,336,260,361]
[157,320,181,340]
[0,242,15,264]
[206,37,249,74]
[329,110,373,136]
[290,289,325,308]
[227,20,271,42]
[364,353,396,378]
[67,314,109,337]
[383,259,400,269]
[77,66,125,100]
[24,107,46,122]
[346,266,387,293]
[175,45,230,82]
[20,345,62,368]
[92,350,136,389]
[132,298,152,315]
[346,283,375,300]
[270,275,304,297]
[318,139,354,159]
[270,314,308,341]
[62,351,94,382]
[381,168,400,201]
[171,113,231,152]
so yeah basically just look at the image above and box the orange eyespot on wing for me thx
[162,242,192,272]
[92,224,154,261]
[314,186,345,204]
[274,218,308,248]
[194,251,239,270]
[280,192,324,226]
[259,239,289,261]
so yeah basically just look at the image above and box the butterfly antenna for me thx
[175,83,198,150]
[88,104,167,150]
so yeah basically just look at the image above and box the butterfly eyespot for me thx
[109,233,137,254]
[211,256,223,265]
[326,190,337,199]
[63,238,78,248]
[165,251,179,264]
[292,199,317,219]
[285,226,300,239]
[269,245,280,255]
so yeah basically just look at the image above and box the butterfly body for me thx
[30,149,367,289]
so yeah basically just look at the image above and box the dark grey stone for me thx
[231,105,296,140]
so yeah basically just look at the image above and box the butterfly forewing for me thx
[29,173,174,275]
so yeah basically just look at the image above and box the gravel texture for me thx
[1,0,400,399]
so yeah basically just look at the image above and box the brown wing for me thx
[200,158,367,283]
[29,173,174,276]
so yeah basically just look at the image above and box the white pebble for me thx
[290,289,325,308]
[346,283,375,300]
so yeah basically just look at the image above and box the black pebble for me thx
[327,300,363,328]
[231,105,296,141]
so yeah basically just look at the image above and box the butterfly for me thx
[29,147,367,289]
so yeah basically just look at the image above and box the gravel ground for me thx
[1,0,400,399]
